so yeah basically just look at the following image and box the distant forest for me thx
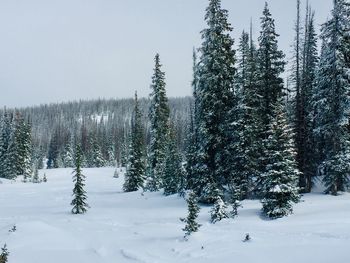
[0,97,191,169]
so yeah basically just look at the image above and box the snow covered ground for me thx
[1,168,349,263]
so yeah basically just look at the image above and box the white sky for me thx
[0,0,333,108]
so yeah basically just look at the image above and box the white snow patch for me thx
[0,167,350,263]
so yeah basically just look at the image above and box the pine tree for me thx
[0,244,9,263]
[313,0,350,195]
[210,196,229,223]
[256,3,286,129]
[299,6,319,192]
[226,30,261,198]
[3,125,17,179]
[47,129,60,169]
[255,3,286,194]
[237,31,250,91]
[0,111,12,178]
[261,102,300,219]
[195,0,236,203]
[43,173,47,183]
[123,92,146,192]
[145,54,170,191]
[181,191,201,238]
[71,144,89,214]
[185,49,200,191]
[163,125,185,196]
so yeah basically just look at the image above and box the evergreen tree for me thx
[120,130,129,167]
[261,102,300,219]
[163,125,185,196]
[210,196,229,223]
[47,129,60,169]
[181,191,201,238]
[185,49,200,191]
[0,111,12,178]
[71,144,89,214]
[145,54,170,191]
[255,3,286,194]
[299,6,319,192]
[236,31,250,91]
[123,92,146,192]
[256,3,286,129]
[2,126,17,179]
[224,25,260,201]
[195,0,236,203]
[0,244,9,263]
[313,0,350,195]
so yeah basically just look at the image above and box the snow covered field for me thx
[1,168,349,263]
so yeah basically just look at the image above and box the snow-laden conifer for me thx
[123,92,146,192]
[210,196,229,223]
[145,54,170,192]
[181,191,201,238]
[195,0,236,203]
[261,102,300,219]
[71,144,89,214]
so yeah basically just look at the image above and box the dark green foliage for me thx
[256,3,286,129]
[313,0,350,195]
[195,0,236,203]
[47,129,60,169]
[145,54,170,192]
[71,145,89,214]
[123,92,146,192]
[0,111,12,178]
[185,49,200,192]
[0,244,9,263]
[181,191,201,237]
[298,7,319,192]
[163,125,185,196]
[261,102,300,219]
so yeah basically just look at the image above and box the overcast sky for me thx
[0,0,333,108]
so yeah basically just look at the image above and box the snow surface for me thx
[1,168,350,263]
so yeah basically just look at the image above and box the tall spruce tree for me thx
[300,6,319,192]
[261,101,300,219]
[257,2,286,129]
[195,0,236,203]
[313,0,350,195]
[71,144,89,214]
[226,27,260,200]
[185,49,200,191]
[145,54,170,191]
[292,0,306,191]
[123,92,146,192]
[255,3,286,194]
